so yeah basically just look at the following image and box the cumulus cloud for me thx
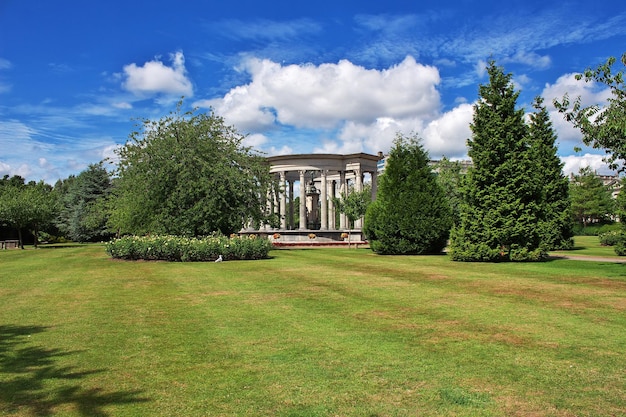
[561,154,613,176]
[242,133,269,148]
[542,73,611,109]
[541,73,613,145]
[196,56,480,158]
[122,51,193,97]
[202,56,441,133]
[422,103,473,157]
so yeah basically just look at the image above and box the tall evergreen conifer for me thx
[364,133,452,255]
[527,96,574,250]
[450,61,546,261]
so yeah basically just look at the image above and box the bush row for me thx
[105,235,272,261]
[599,230,623,246]
[598,230,626,256]
[573,222,621,236]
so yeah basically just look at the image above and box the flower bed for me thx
[105,235,272,261]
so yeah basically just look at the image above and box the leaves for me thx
[554,52,626,172]
[364,133,452,255]
[109,100,273,237]
[450,61,548,262]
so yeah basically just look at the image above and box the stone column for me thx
[273,184,279,230]
[354,168,363,229]
[371,170,378,201]
[264,189,272,231]
[279,172,287,229]
[288,180,295,230]
[339,170,347,229]
[355,168,363,192]
[328,179,336,230]
[320,170,328,230]
[299,170,307,230]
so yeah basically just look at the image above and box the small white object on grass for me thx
[215,255,223,262]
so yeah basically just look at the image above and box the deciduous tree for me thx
[554,53,626,172]
[333,184,371,247]
[569,167,615,228]
[109,101,273,237]
[0,179,57,248]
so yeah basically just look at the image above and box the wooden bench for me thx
[1,240,20,249]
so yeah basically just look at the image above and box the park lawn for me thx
[0,245,625,416]
[550,235,620,258]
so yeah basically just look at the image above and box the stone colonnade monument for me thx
[245,153,381,243]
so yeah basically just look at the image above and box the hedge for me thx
[105,234,272,261]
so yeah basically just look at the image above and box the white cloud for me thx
[541,73,613,146]
[475,60,487,78]
[122,51,193,97]
[503,51,551,69]
[311,102,473,159]
[204,56,441,133]
[113,101,132,109]
[561,154,613,176]
[267,145,294,156]
[242,133,268,148]
[542,73,611,109]
[422,103,473,158]
[209,18,322,41]
[198,56,479,159]
[0,119,120,183]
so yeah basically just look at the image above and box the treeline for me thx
[2,54,625,260]
[0,163,112,247]
[364,58,626,260]
[0,104,275,249]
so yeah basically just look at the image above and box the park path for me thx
[549,255,626,263]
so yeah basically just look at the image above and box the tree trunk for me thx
[33,224,39,248]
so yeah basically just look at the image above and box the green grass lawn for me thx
[1,244,625,416]
[551,235,619,258]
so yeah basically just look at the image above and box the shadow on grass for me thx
[0,324,149,416]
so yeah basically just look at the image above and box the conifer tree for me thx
[364,133,452,255]
[449,61,546,261]
[569,167,615,228]
[527,96,574,250]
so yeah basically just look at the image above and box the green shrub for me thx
[574,223,620,236]
[364,134,452,255]
[611,231,626,256]
[105,235,272,261]
[599,230,623,246]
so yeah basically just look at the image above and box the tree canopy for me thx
[569,167,615,228]
[527,96,574,250]
[364,133,452,255]
[56,163,112,242]
[109,102,273,237]
[0,177,57,248]
[449,61,546,261]
[554,52,626,172]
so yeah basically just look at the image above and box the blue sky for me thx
[1,0,625,183]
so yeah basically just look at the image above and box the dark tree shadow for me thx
[0,324,150,416]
